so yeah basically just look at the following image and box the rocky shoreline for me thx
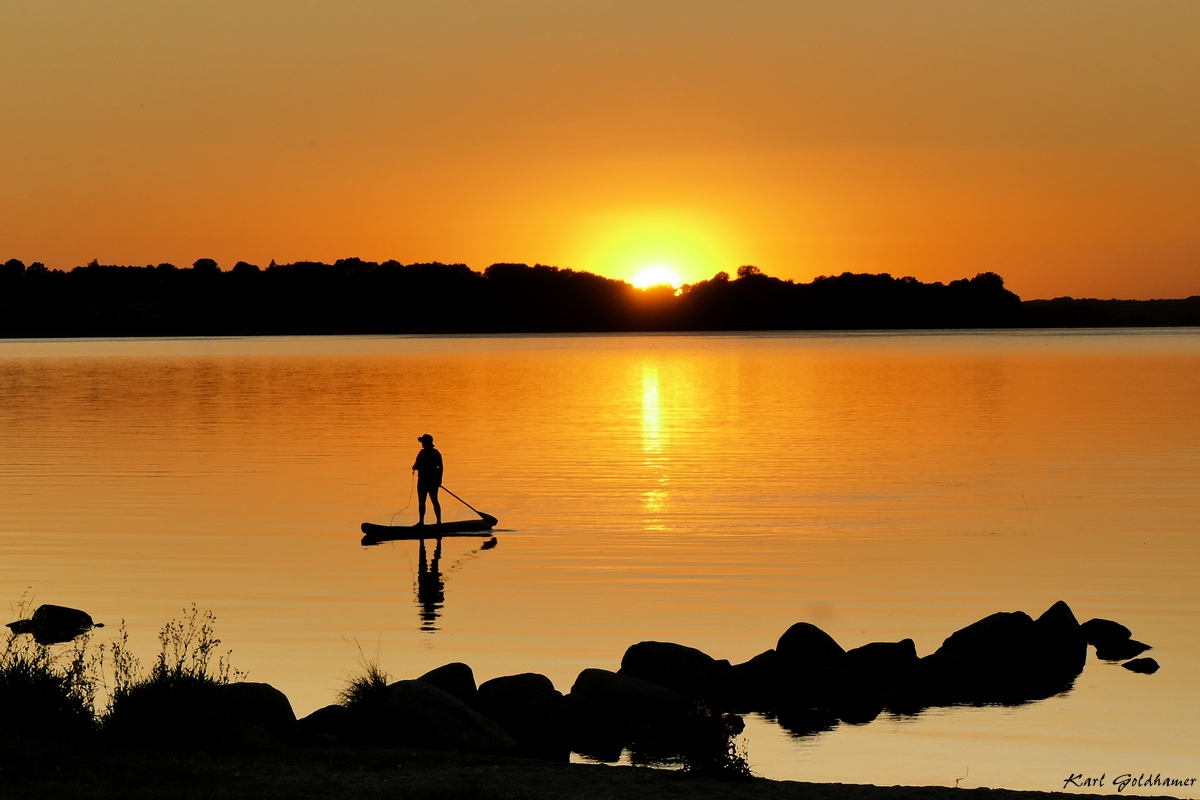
[3,599,1162,794]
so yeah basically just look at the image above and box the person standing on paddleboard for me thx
[413,434,443,525]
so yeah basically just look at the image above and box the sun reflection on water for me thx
[641,365,669,525]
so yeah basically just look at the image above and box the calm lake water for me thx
[2,331,1198,793]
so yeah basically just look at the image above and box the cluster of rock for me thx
[6,599,1157,759]
[288,599,1156,757]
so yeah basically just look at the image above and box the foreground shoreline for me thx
[2,741,1183,800]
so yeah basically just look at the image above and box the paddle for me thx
[440,486,499,527]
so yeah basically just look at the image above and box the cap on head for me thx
[418,434,434,444]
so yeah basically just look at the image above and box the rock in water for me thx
[1096,639,1152,661]
[417,662,478,706]
[381,680,515,754]
[1121,658,1159,675]
[1080,617,1133,649]
[5,604,102,645]
[728,649,782,711]
[776,622,846,673]
[938,610,1037,662]
[618,641,731,704]
[475,672,569,760]
[1033,600,1088,676]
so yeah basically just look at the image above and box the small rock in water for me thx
[5,604,103,645]
[1096,639,1152,661]
[1121,657,1159,675]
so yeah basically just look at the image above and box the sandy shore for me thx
[2,741,1182,800]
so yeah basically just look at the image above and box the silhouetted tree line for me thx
[1,257,1196,336]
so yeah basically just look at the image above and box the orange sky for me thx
[2,1,1198,300]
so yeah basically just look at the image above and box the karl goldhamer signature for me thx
[1063,773,1198,792]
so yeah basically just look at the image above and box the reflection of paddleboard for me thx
[360,518,496,544]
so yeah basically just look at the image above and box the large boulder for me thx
[937,610,1037,662]
[298,704,355,741]
[1032,601,1087,676]
[569,668,692,727]
[844,639,919,681]
[618,641,731,705]
[475,673,568,760]
[925,602,1088,705]
[728,649,782,711]
[214,682,299,743]
[1080,618,1132,649]
[563,691,624,762]
[379,680,515,754]
[776,622,845,674]
[417,662,478,706]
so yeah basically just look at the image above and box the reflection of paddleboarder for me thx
[412,434,443,525]
[416,537,444,631]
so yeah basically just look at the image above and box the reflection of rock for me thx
[1081,618,1132,650]
[215,682,299,743]
[6,604,103,645]
[618,641,731,704]
[1122,657,1159,675]
[418,662,477,705]
[476,673,568,761]
[775,705,838,737]
[381,680,515,754]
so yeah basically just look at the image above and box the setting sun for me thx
[631,265,683,291]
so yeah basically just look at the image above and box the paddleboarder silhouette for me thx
[413,433,443,525]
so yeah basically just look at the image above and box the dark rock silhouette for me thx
[1096,639,1153,661]
[1033,600,1088,676]
[297,704,355,740]
[214,682,299,744]
[920,601,1087,706]
[1080,617,1132,649]
[417,662,478,705]
[1077,615,1152,661]
[568,668,692,729]
[6,604,103,645]
[475,673,569,761]
[618,641,732,705]
[728,649,782,711]
[776,622,847,674]
[1122,657,1160,674]
[106,678,300,749]
[937,610,1039,662]
[379,680,515,754]
[562,691,625,761]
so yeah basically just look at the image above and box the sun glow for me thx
[632,265,683,291]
